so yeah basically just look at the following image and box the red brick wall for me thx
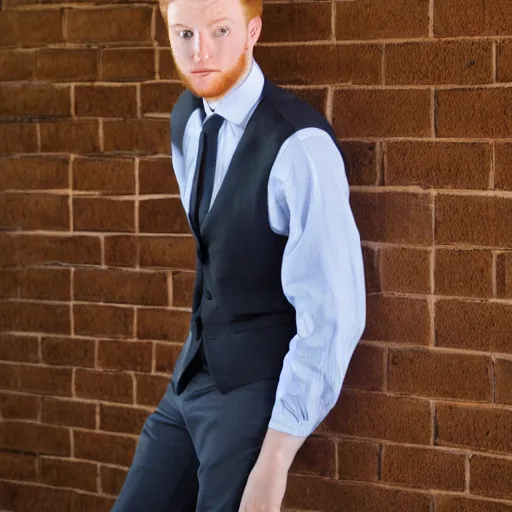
[1,0,511,510]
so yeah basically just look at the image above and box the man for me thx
[112,0,366,510]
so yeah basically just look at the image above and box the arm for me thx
[239,128,366,510]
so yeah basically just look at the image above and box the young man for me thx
[112,0,366,510]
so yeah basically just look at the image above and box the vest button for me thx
[205,289,212,300]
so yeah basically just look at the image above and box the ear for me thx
[246,16,262,49]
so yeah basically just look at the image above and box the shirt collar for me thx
[202,59,264,129]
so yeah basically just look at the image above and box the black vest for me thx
[170,79,344,394]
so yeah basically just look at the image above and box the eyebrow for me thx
[209,17,234,26]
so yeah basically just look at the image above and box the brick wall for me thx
[1,0,511,510]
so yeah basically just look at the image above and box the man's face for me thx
[166,0,259,100]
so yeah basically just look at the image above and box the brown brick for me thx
[75,368,133,404]
[495,358,512,406]
[11,234,101,267]
[19,267,71,301]
[141,82,184,114]
[75,268,168,306]
[260,2,331,42]
[0,10,64,47]
[139,157,179,195]
[337,439,379,482]
[322,390,431,445]
[0,300,70,334]
[101,48,155,81]
[0,84,70,118]
[436,194,512,248]
[0,268,17,298]
[0,123,38,154]
[0,334,39,363]
[0,156,69,191]
[137,308,190,342]
[154,342,182,373]
[172,271,195,308]
[73,157,135,195]
[334,89,431,138]
[382,445,465,491]
[0,421,70,456]
[101,465,127,495]
[497,41,512,83]
[351,191,432,244]
[470,456,512,500]
[436,402,512,454]
[0,451,37,481]
[255,44,381,86]
[337,0,429,39]
[136,374,168,406]
[436,299,512,354]
[74,303,134,338]
[139,235,195,270]
[40,120,100,154]
[363,294,431,345]
[75,85,137,118]
[0,50,33,81]
[284,475,431,512]
[0,393,40,420]
[438,88,512,139]
[495,143,512,191]
[40,457,97,492]
[73,197,135,232]
[362,246,379,294]
[99,404,149,435]
[0,362,19,390]
[385,141,491,189]
[98,339,152,372]
[436,495,512,512]
[36,49,97,82]
[390,348,491,401]
[0,192,69,231]
[103,119,170,154]
[104,235,138,267]
[284,87,328,117]
[434,0,512,37]
[344,343,386,392]
[41,397,96,429]
[154,8,168,45]
[18,365,72,397]
[66,7,152,44]
[342,142,379,186]
[0,482,74,512]
[379,247,431,294]
[74,430,136,466]
[139,198,190,234]
[159,48,179,80]
[290,436,336,478]
[386,41,492,85]
[435,249,493,297]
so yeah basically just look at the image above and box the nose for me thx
[193,32,212,62]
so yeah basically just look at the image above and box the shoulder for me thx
[263,81,337,138]
[170,89,202,152]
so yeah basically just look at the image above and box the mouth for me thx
[191,69,216,76]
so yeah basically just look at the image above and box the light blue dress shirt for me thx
[171,60,366,437]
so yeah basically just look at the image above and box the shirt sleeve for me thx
[267,128,366,437]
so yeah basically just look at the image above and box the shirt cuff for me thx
[268,401,318,438]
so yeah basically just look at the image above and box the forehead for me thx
[167,0,245,25]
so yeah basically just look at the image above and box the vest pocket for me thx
[229,312,296,334]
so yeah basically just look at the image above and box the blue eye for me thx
[214,27,230,37]
[179,29,194,39]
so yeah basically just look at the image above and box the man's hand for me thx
[238,427,306,512]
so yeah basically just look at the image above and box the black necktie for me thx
[195,113,224,229]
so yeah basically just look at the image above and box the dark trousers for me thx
[111,350,279,512]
